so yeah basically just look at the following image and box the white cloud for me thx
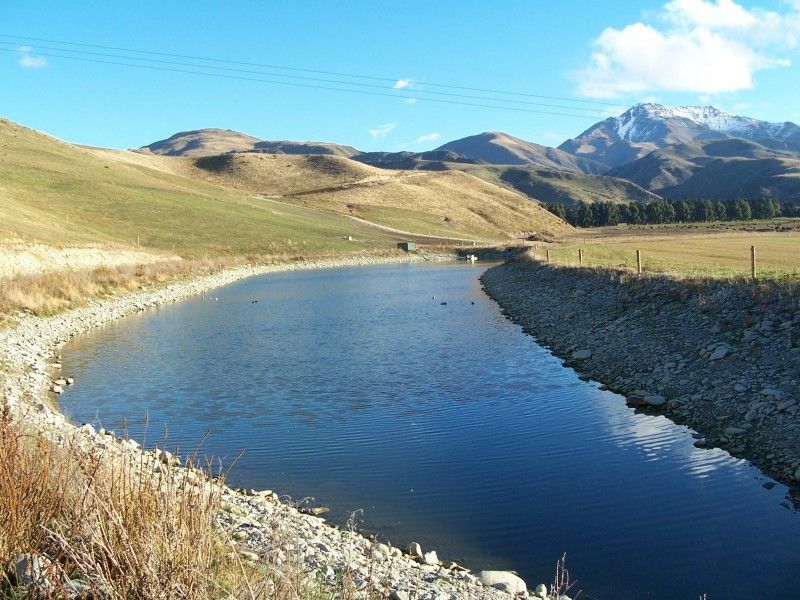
[393,79,412,89]
[17,45,47,69]
[404,98,417,104]
[368,122,397,138]
[575,0,800,97]
[415,132,441,143]
[664,0,757,29]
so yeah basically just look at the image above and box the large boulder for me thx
[407,542,423,558]
[475,570,527,594]
[644,394,666,407]
[571,349,592,361]
[709,344,732,360]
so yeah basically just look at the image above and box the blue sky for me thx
[2,0,800,151]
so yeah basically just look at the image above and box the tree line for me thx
[546,197,798,228]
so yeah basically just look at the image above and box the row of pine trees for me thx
[546,197,793,227]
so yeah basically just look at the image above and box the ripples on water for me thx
[60,263,800,600]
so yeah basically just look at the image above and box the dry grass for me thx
[0,403,233,599]
[0,402,367,599]
[535,228,800,280]
[0,258,250,324]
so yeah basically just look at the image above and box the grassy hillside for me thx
[294,170,571,239]
[138,128,360,158]
[138,128,261,157]
[189,152,572,240]
[189,152,383,196]
[0,119,400,257]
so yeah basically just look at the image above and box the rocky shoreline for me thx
[480,255,800,498]
[1,251,548,600]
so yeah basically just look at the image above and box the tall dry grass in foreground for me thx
[0,399,361,599]
[0,404,234,599]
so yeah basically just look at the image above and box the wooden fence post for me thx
[751,245,757,280]
[578,248,583,266]
[546,248,550,263]
[636,249,642,276]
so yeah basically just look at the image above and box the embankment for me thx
[1,252,539,600]
[481,256,800,494]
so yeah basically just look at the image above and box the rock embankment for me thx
[1,252,547,600]
[481,257,800,494]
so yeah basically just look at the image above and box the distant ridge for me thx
[138,128,261,157]
[253,140,360,158]
[436,131,606,174]
[138,102,800,207]
[139,128,360,158]
[608,138,800,202]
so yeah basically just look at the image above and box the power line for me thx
[1,47,613,120]
[0,32,621,108]
[0,41,611,116]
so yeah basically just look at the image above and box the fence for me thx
[531,244,778,281]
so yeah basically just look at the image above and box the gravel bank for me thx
[1,252,543,600]
[481,256,800,497]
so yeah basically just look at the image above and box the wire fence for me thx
[527,243,798,281]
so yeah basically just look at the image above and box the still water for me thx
[60,263,800,599]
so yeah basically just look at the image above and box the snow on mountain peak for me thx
[611,103,794,142]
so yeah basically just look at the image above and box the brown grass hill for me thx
[189,152,572,240]
[435,132,606,174]
[0,118,405,256]
[252,140,360,158]
[138,128,261,156]
[139,128,360,158]
[189,152,385,196]
[608,138,800,201]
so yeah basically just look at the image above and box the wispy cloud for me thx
[415,132,441,143]
[368,122,397,138]
[574,0,800,97]
[393,78,412,89]
[17,45,47,69]
[404,98,417,104]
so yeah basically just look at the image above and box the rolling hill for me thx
[138,128,262,157]
[436,132,606,173]
[608,138,800,202]
[0,117,570,261]
[0,119,398,257]
[189,151,571,239]
[139,128,360,158]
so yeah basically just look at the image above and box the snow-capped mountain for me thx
[559,103,800,169]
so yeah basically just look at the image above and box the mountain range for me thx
[139,103,800,205]
[559,103,800,169]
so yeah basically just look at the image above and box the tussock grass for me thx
[0,258,249,323]
[0,403,361,599]
[0,404,232,599]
